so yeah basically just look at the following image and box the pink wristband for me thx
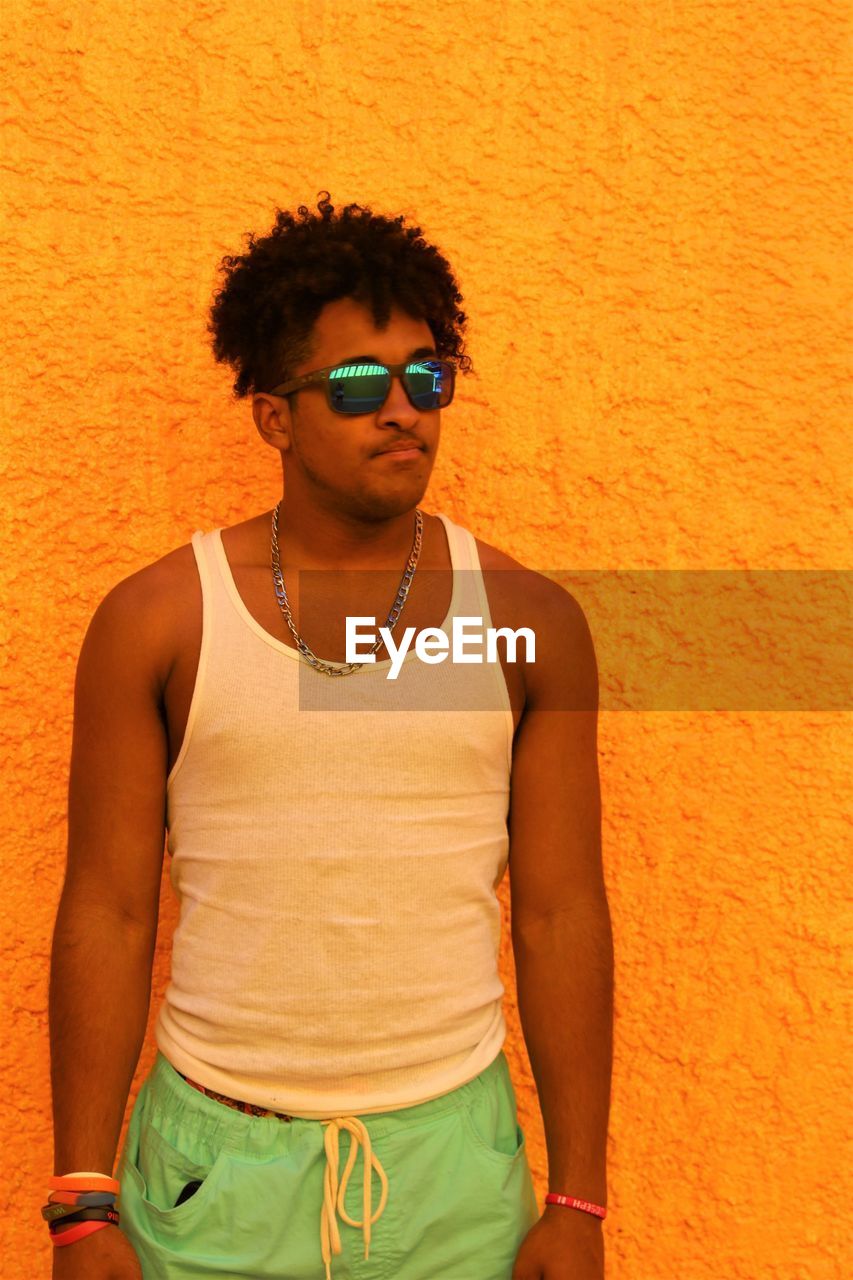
[50,1219,111,1247]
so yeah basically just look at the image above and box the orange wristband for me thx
[48,1172,120,1194]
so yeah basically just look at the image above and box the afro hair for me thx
[206,191,475,402]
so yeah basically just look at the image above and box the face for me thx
[252,296,443,524]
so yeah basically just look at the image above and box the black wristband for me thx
[48,1205,120,1231]
[42,1197,116,1224]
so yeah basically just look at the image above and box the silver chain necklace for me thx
[270,501,424,677]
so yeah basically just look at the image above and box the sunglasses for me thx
[263,358,455,416]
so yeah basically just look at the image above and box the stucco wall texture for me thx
[2,2,849,1276]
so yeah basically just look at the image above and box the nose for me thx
[379,374,419,420]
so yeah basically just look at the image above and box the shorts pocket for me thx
[121,1088,236,1226]
[459,1082,528,1167]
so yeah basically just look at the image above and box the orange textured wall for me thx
[3,3,849,1276]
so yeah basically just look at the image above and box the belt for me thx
[179,1072,389,1280]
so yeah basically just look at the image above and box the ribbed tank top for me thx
[155,511,515,1117]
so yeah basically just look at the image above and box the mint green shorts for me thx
[116,1048,540,1279]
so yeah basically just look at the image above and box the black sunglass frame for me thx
[261,359,456,415]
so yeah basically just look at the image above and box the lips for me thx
[375,442,426,455]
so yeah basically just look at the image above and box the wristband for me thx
[49,1171,119,1193]
[42,1192,117,1223]
[49,1206,120,1230]
[47,1190,117,1207]
[545,1192,607,1218]
[49,1220,112,1247]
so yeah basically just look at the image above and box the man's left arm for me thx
[508,580,612,1276]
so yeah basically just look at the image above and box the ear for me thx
[252,393,293,454]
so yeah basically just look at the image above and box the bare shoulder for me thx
[96,538,200,695]
[474,533,596,709]
[474,535,527,575]
[474,533,582,618]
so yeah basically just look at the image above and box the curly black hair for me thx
[206,191,475,402]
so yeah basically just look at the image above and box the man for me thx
[49,196,612,1280]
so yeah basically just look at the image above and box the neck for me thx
[271,500,423,571]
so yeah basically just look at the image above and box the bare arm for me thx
[508,582,612,1207]
[50,569,171,1177]
[50,907,157,1175]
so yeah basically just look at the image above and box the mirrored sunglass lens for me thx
[406,360,453,409]
[328,363,389,413]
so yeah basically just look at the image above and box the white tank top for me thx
[155,510,515,1116]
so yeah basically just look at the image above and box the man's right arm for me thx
[49,567,172,1180]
